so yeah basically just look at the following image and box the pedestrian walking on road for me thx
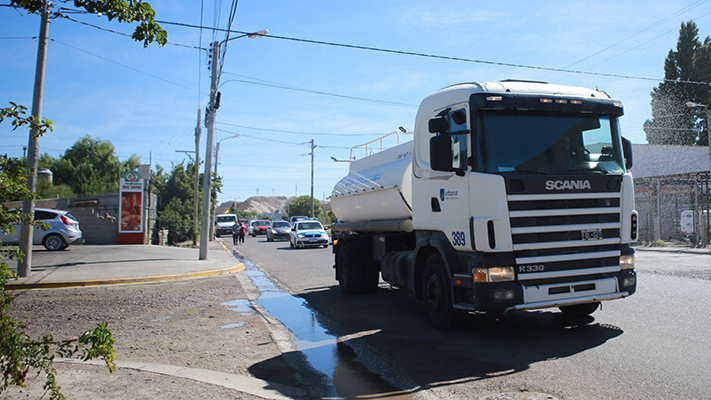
[232,223,239,245]
[238,222,247,245]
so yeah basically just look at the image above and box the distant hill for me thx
[217,196,332,218]
[218,196,294,215]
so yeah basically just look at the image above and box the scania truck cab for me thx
[331,80,638,329]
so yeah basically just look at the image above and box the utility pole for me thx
[199,41,219,260]
[18,1,50,277]
[193,110,201,247]
[310,139,315,218]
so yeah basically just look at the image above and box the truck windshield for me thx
[478,112,626,175]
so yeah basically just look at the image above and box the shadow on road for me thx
[287,284,624,397]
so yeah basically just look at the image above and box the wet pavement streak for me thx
[232,254,414,399]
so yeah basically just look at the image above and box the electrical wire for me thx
[558,0,709,71]
[216,121,391,137]
[198,0,205,111]
[59,15,205,49]
[220,72,418,108]
[50,38,200,92]
[155,20,711,86]
[219,0,239,80]
[215,128,352,149]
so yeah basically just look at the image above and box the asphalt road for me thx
[231,235,711,400]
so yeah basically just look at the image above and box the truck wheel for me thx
[337,244,364,295]
[422,253,460,330]
[559,302,600,317]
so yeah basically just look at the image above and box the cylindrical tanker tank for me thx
[331,141,413,227]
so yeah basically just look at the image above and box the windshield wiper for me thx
[559,168,606,175]
[513,169,549,175]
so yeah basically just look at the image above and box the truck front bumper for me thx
[453,269,636,315]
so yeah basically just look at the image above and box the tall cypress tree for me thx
[644,21,711,146]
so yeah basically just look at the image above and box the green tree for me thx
[1,107,115,400]
[35,179,76,199]
[41,136,140,196]
[152,162,195,244]
[644,21,711,146]
[10,0,167,47]
[288,195,323,221]
[151,162,222,245]
[34,153,77,199]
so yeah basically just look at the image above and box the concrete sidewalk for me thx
[5,240,244,290]
[3,240,315,400]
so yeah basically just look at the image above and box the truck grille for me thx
[507,192,622,282]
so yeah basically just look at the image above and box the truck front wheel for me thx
[337,244,364,295]
[422,253,461,330]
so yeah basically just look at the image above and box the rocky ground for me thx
[5,273,329,399]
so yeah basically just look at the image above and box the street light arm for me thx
[223,29,268,44]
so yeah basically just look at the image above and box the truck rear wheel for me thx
[337,243,364,295]
[422,253,461,330]
[559,302,600,317]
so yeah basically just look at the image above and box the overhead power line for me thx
[220,72,418,108]
[216,128,352,149]
[59,15,205,49]
[217,121,389,137]
[559,0,710,70]
[155,20,711,86]
[50,38,198,92]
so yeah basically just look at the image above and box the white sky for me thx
[2,0,710,203]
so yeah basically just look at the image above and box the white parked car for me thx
[0,208,83,251]
[289,220,329,248]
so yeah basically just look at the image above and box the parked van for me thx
[214,214,237,237]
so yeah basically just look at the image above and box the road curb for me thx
[5,263,245,290]
[56,358,304,400]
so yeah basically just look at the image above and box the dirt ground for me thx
[4,273,329,399]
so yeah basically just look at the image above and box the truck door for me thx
[430,104,473,251]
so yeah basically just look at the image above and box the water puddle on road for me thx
[232,253,414,400]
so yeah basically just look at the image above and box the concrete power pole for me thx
[18,2,50,277]
[310,139,315,218]
[199,41,219,260]
[193,109,201,247]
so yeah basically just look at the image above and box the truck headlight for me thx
[473,266,515,282]
[620,254,635,270]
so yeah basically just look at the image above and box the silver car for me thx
[267,220,292,241]
[0,208,83,251]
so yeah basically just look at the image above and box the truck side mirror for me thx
[622,137,633,170]
[430,134,454,172]
[429,117,450,134]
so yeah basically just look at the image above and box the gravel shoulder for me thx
[5,272,326,399]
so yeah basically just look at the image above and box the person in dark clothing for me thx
[232,223,239,245]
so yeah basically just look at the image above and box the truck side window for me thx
[447,109,469,170]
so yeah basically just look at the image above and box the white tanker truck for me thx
[330,80,638,329]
